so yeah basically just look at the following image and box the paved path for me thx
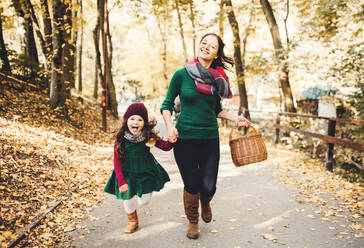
[69,120,363,248]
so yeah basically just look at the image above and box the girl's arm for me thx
[155,138,174,151]
[150,133,174,151]
[114,144,127,187]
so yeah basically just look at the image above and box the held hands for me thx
[119,184,128,193]
[235,116,251,128]
[167,126,178,143]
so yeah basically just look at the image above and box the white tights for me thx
[123,193,152,214]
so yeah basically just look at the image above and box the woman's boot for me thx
[200,195,213,223]
[124,210,138,233]
[183,189,200,239]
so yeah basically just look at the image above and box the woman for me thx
[161,33,250,239]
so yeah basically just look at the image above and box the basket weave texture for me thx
[229,125,268,167]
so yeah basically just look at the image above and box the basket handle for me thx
[229,124,259,142]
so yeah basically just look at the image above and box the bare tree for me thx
[93,0,103,99]
[260,0,296,112]
[188,0,196,58]
[224,0,250,119]
[219,0,225,39]
[152,3,169,82]
[174,0,188,61]
[40,0,53,80]
[105,5,118,118]
[11,0,39,65]
[50,0,69,115]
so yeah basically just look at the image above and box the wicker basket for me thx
[229,125,268,167]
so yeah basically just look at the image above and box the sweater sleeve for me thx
[215,97,222,116]
[114,144,127,187]
[160,69,182,114]
[155,139,174,151]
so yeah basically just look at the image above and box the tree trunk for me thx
[24,0,47,59]
[40,0,52,71]
[0,14,11,73]
[225,0,250,119]
[260,0,296,112]
[78,0,83,92]
[105,7,118,118]
[12,0,39,65]
[72,0,80,89]
[219,0,225,39]
[155,13,168,82]
[189,0,196,58]
[93,0,103,99]
[50,0,65,110]
[63,0,76,89]
[175,0,188,62]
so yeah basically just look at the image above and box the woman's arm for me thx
[162,110,178,143]
[217,109,250,127]
[161,70,182,143]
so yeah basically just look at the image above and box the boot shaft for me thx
[183,190,199,224]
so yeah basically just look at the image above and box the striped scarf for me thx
[184,58,232,98]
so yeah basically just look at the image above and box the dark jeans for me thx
[173,138,220,196]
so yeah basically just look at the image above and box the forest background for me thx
[0,0,363,246]
[1,0,363,174]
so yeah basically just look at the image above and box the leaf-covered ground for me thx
[0,77,363,247]
[0,78,117,247]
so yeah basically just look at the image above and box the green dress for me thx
[104,139,170,200]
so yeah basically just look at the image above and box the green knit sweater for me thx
[161,68,222,139]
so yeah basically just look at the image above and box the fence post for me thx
[326,119,336,172]
[275,113,281,144]
[243,108,248,134]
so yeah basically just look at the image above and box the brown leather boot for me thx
[200,195,213,223]
[183,189,200,239]
[124,210,138,233]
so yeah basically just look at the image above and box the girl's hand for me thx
[235,116,250,128]
[167,126,178,143]
[119,184,128,193]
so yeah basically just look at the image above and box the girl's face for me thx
[127,115,144,134]
[198,35,219,63]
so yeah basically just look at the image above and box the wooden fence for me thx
[242,109,364,171]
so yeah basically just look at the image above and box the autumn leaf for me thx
[262,233,278,242]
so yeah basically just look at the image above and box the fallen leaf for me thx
[262,234,278,242]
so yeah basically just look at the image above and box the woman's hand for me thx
[119,184,128,193]
[167,126,178,143]
[235,116,251,128]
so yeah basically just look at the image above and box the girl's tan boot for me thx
[124,210,138,233]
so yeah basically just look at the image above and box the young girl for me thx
[104,102,173,233]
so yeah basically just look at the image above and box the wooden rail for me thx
[274,112,364,171]
[241,108,363,171]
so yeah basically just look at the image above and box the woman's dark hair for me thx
[115,117,159,161]
[200,33,234,69]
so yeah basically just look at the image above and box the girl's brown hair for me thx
[115,117,159,161]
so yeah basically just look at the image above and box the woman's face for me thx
[127,115,144,134]
[198,35,219,63]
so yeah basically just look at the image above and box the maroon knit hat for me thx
[123,103,148,122]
